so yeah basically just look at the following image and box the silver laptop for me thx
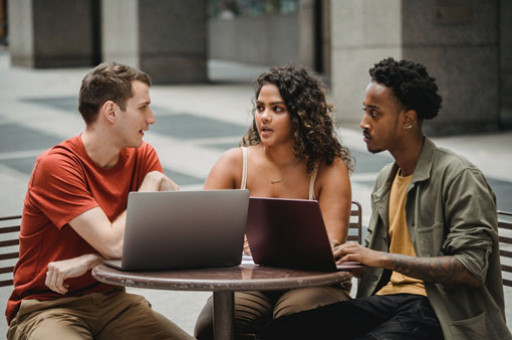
[105,190,250,271]
[246,197,362,272]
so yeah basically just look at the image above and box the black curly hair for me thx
[240,65,353,173]
[369,58,442,121]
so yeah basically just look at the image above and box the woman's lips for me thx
[260,126,273,136]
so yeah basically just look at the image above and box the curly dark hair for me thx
[369,57,442,121]
[240,65,353,173]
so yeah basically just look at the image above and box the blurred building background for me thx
[2,0,511,135]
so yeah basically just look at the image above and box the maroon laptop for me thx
[245,197,361,272]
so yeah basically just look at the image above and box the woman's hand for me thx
[243,235,251,256]
[45,253,103,294]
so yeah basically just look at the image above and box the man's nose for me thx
[147,108,156,125]
[359,115,368,130]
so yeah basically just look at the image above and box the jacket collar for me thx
[372,136,437,202]
[411,137,436,185]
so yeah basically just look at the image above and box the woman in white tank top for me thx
[195,65,354,340]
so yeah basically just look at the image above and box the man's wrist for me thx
[82,253,103,269]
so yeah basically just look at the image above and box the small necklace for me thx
[267,156,300,185]
[270,177,284,184]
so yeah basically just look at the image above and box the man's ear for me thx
[100,100,117,124]
[402,109,417,129]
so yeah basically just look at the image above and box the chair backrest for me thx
[347,201,363,244]
[0,215,21,287]
[498,210,512,287]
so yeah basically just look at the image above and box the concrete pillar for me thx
[331,0,501,136]
[320,0,331,76]
[8,0,98,68]
[330,0,402,128]
[102,0,207,84]
[402,0,499,135]
[0,0,7,44]
[298,0,315,68]
[500,0,512,128]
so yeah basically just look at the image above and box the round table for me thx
[93,263,352,340]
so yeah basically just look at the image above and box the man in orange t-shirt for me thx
[6,63,194,340]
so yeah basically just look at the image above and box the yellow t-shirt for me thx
[376,170,427,296]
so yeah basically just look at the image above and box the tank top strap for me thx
[241,147,248,190]
[309,166,318,200]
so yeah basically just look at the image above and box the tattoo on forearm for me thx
[388,254,480,287]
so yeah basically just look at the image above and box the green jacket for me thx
[357,137,511,340]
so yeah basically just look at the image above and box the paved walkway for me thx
[0,50,511,336]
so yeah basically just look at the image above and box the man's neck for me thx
[390,133,425,177]
[81,128,122,168]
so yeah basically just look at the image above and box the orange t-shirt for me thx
[6,135,162,324]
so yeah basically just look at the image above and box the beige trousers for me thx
[194,284,351,340]
[7,289,194,340]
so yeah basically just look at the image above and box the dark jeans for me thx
[257,294,444,340]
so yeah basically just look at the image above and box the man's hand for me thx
[333,242,481,287]
[45,254,103,294]
[333,242,389,268]
[139,171,179,192]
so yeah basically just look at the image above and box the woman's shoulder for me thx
[316,157,350,182]
[216,147,243,166]
[216,145,261,167]
[318,156,349,173]
[206,147,245,189]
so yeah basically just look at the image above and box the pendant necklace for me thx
[270,177,284,184]
[267,156,300,185]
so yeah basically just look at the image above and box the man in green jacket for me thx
[258,58,511,340]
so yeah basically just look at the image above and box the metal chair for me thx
[498,210,512,287]
[0,215,21,287]
[347,201,363,244]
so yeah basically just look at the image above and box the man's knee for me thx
[274,286,350,318]
[99,293,193,340]
[8,309,91,340]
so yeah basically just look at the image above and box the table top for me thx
[92,263,352,292]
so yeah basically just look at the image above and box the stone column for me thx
[330,0,403,129]
[330,0,501,136]
[500,0,512,128]
[102,0,208,84]
[320,0,331,76]
[402,0,499,135]
[8,0,98,68]
[298,0,315,68]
